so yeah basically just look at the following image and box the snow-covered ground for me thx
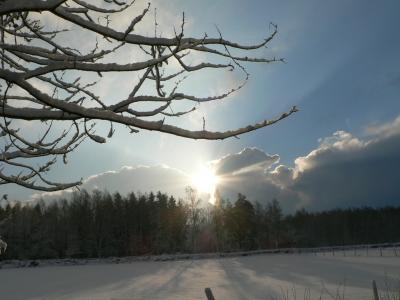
[0,253,399,300]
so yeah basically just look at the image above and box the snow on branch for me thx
[0,0,297,191]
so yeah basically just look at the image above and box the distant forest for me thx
[0,189,399,260]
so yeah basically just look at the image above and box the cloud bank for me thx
[34,116,400,212]
[212,116,400,212]
[33,165,191,202]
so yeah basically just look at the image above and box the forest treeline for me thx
[0,189,399,260]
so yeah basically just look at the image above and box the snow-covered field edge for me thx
[1,242,399,270]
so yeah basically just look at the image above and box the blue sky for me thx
[3,0,400,209]
[193,0,400,163]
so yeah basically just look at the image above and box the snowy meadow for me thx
[1,251,399,300]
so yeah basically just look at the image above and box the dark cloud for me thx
[212,117,400,212]
[208,147,296,211]
[291,118,400,210]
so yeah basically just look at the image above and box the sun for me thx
[191,167,219,196]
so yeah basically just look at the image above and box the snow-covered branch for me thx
[0,0,297,191]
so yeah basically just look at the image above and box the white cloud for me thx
[210,147,279,175]
[32,165,191,202]
[366,116,400,138]
[294,130,364,174]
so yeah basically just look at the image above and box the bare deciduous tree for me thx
[0,0,297,191]
[185,186,201,252]
[0,236,6,254]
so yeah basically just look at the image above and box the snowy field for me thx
[0,252,399,300]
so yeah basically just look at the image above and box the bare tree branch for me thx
[0,0,297,191]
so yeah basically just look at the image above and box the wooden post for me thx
[372,280,379,300]
[205,287,215,300]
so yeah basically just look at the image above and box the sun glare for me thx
[191,167,219,201]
